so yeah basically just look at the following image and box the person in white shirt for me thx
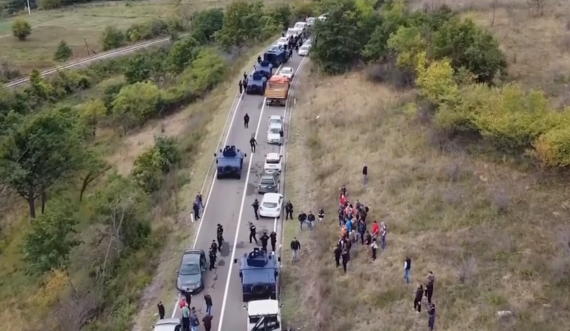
[370,238,378,260]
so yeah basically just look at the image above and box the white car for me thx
[275,37,288,47]
[259,193,283,218]
[246,299,282,331]
[306,17,316,27]
[318,14,328,21]
[153,318,181,331]
[298,45,311,56]
[269,115,283,126]
[267,122,283,145]
[285,28,301,38]
[278,67,294,80]
[294,22,307,31]
[264,153,283,173]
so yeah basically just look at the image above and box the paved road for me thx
[4,35,182,88]
[168,49,307,331]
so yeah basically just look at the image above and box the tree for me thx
[269,4,292,30]
[192,8,225,44]
[111,82,161,132]
[215,0,265,50]
[430,18,507,84]
[133,136,181,192]
[101,26,126,51]
[168,37,200,74]
[387,25,427,70]
[415,53,459,105]
[0,107,86,219]
[28,68,54,104]
[78,99,106,137]
[53,40,73,62]
[12,18,31,41]
[21,198,81,274]
[77,153,108,202]
[124,53,153,84]
[311,0,365,74]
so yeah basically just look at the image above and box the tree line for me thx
[310,0,570,169]
[0,2,302,330]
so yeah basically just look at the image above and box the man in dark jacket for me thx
[414,284,424,313]
[244,113,250,128]
[252,199,260,220]
[285,201,294,220]
[202,314,213,331]
[269,231,277,252]
[204,293,213,316]
[249,222,258,244]
[333,245,341,267]
[298,212,307,230]
[157,301,165,319]
[260,232,269,251]
[357,220,366,244]
[290,237,301,262]
[307,211,316,230]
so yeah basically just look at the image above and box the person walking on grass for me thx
[414,284,424,313]
[290,237,301,262]
[428,303,436,331]
[370,237,378,261]
[425,271,435,304]
[380,221,387,250]
[334,244,341,268]
[404,257,411,284]
[285,201,294,220]
[341,247,350,273]
[307,211,315,230]
[318,208,325,222]
[362,163,368,186]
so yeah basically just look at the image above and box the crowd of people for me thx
[288,183,438,331]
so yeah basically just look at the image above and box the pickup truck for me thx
[264,75,290,107]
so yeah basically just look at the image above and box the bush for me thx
[39,0,62,10]
[111,81,161,132]
[132,136,181,192]
[101,26,126,51]
[126,18,174,43]
[533,124,570,167]
[415,54,459,105]
[12,18,32,41]
[53,40,73,62]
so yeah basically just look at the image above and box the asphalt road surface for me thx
[168,48,307,331]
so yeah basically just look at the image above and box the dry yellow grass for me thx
[411,0,570,107]
[280,64,570,331]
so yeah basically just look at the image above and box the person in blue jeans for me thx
[189,307,200,331]
[204,293,213,315]
[428,303,436,330]
[404,257,411,284]
[380,222,387,250]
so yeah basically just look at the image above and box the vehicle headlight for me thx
[276,208,280,212]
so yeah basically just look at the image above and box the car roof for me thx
[280,67,293,71]
[268,122,282,129]
[262,193,282,202]
[270,115,282,119]
[154,318,180,331]
[247,299,279,316]
[266,153,280,160]
[182,250,202,263]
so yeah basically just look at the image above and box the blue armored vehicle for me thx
[214,145,246,180]
[264,46,290,67]
[234,248,280,302]
[246,71,267,95]
[254,60,273,80]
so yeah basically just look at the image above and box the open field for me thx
[0,0,281,74]
[280,64,570,331]
[410,0,570,107]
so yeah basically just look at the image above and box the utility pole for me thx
[26,0,31,15]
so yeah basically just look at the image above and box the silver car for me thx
[154,318,181,331]
[257,172,280,194]
[298,45,311,56]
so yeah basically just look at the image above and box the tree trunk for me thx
[27,190,36,221]
[79,172,93,202]
[41,189,47,214]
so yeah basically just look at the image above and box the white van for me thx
[294,21,307,31]
[285,28,301,38]
[246,299,282,331]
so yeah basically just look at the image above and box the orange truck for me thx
[264,75,290,106]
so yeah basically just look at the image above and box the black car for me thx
[257,172,280,194]
[176,249,207,293]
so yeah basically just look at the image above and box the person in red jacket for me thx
[372,220,380,237]
[340,194,346,206]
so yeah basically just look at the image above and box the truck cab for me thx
[246,299,282,331]
[214,145,246,179]
[254,60,274,80]
[234,248,281,302]
[247,71,268,95]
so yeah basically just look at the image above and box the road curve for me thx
[166,46,308,331]
[4,35,183,88]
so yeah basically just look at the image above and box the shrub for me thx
[101,26,126,51]
[415,54,459,105]
[126,19,170,43]
[12,18,32,41]
[111,81,161,132]
[180,48,228,95]
[39,0,62,10]
[53,40,73,62]
[533,125,570,167]
[132,136,181,192]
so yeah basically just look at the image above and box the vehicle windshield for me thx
[261,177,275,185]
[249,316,261,324]
[180,263,200,275]
[301,47,309,51]
[263,202,278,208]
[269,128,280,134]
[269,118,282,124]
[266,159,280,164]
[281,69,292,74]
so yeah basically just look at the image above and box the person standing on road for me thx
[290,237,300,262]
[362,163,368,187]
[238,80,243,94]
[209,249,217,271]
[249,222,258,244]
[285,201,293,220]
[181,303,190,331]
[244,113,250,128]
[157,301,165,319]
[193,201,201,221]
[216,224,224,252]
[190,307,200,331]
[279,128,284,145]
[404,257,411,284]
[269,231,277,252]
[414,284,424,313]
[202,314,213,331]
[204,293,213,316]
[183,289,192,306]
[210,240,218,254]
[257,55,262,64]
[260,232,269,251]
[250,136,257,153]
[252,199,260,220]
[243,78,248,93]
[307,211,315,230]
[243,72,247,81]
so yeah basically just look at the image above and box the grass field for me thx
[280,63,570,331]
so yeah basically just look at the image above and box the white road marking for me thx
[217,95,269,331]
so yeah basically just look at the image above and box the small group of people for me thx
[238,72,249,94]
[247,221,279,252]
[296,209,324,230]
[192,194,204,221]
[156,291,214,331]
[413,271,437,330]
